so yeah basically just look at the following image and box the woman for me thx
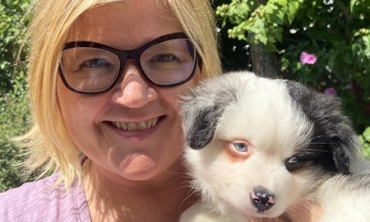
[0,0,219,221]
[0,0,320,221]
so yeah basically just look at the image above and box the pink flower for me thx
[324,87,337,96]
[300,52,317,65]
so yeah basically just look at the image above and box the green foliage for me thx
[216,0,370,135]
[0,0,30,92]
[0,141,25,192]
[0,0,30,192]
[0,70,30,192]
[360,127,370,157]
[217,0,304,51]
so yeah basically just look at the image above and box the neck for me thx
[83,159,198,222]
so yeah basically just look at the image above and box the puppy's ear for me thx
[286,81,361,174]
[180,74,239,149]
[329,136,353,174]
[182,103,226,149]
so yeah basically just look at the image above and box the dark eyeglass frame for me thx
[58,32,199,94]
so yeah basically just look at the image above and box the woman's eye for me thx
[82,58,109,68]
[150,54,178,63]
[233,142,248,152]
[285,156,305,172]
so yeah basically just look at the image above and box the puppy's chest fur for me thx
[179,71,365,221]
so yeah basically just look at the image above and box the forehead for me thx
[67,0,182,50]
[216,78,312,156]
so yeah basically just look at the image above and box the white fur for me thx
[315,171,370,222]
[179,71,369,222]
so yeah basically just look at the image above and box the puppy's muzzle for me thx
[250,186,275,212]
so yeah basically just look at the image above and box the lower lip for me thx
[104,117,164,141]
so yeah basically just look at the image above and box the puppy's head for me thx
[179,71,361,218]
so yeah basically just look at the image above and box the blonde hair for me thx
[17,0,221,188]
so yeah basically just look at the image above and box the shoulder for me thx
[0,173,91,222]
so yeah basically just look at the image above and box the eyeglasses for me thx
[59,32,199,94]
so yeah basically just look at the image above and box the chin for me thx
[116,153,158,179]
[178,71,370,222]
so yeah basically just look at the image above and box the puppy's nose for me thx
[250,186,275,212]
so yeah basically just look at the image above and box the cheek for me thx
[58,82,78,121]
[159,88,192,117]
[170,77,198,106]
[57,80,102,135]
[57,81,78,124]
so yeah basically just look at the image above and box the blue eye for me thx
[83,58,109,68]
[233,142,248,152]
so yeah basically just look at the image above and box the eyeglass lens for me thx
[59,34,197,94]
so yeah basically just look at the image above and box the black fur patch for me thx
[285,80,358,174]
[180,75,238,149]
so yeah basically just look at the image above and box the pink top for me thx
[0,173,91,221]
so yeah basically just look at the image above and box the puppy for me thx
[179,71,369,222]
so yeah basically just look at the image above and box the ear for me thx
[179,74,239,149]
[327,136,350,174]
[182,103,226,149]
[328,128,360,174]
[286,80,361,174]
[319,129,359,174]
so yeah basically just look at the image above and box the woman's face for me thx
[57,0,199,182]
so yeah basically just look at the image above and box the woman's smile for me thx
[110,116,160,131]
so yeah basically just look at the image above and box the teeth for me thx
[112,117,159,131]
[137,122,147,130]
[128,122,138,130]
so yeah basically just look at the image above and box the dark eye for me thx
[150,54,179,63]
[285,156,305,172]
[233,142,248,152]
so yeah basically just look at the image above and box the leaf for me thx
[363,126,370,142]
[287,1,302,24]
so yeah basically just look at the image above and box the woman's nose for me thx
[112,61,158,108]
